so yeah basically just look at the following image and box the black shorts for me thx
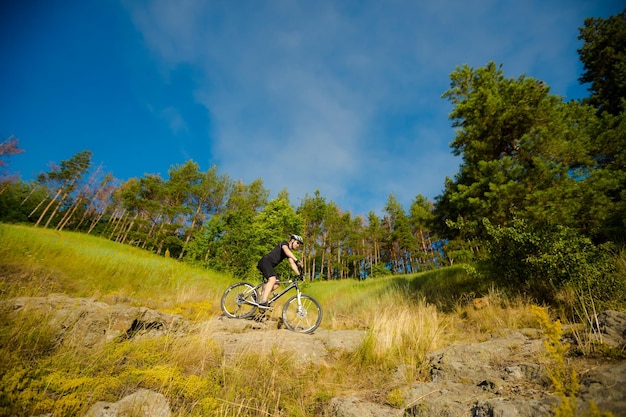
[257,258,276,281]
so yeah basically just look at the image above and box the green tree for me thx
[0,181,46,223]
[190,178,269,277]
[578,9,626,116]
[409,194,439,269]
[297,190,328,279]
[585,112,626,242]
[254,195,304,278]
[179,164,230,259]
[577,9,626,242]
[383,194,414,273]
[364,211,385,276]
[434,63,595,243]
[161,161,201,257]
[480,218,623,308]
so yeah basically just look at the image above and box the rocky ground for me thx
[3,294,625,417]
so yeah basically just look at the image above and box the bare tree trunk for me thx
[108,209,126,240]
[87,208,107,234]
[21,185,40,206]
[121,213,138,244]
[57,194,83,231]
[44,191,71,228]
[336,245,341,279]
[34,188,62,227]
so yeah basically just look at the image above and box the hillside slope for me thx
[1,224,624,417]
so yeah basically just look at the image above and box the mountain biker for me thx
[257,234,303,308]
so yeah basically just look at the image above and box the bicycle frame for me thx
[221,272,322,333]
[255,275,304,306]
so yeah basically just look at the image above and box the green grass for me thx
[0,224,234,316]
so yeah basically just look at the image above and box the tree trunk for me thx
[44,191,70,228]
[57,194,83,230]
[33,188,62,226]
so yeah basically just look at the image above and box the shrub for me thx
[480,218,623,310]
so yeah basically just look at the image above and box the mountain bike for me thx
[220,271,322,334]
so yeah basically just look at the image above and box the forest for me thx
[1,10,625,309]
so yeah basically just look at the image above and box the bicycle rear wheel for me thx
[221,282,258,319]
[282,294,322,333]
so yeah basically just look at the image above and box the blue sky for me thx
[1,1,622,217]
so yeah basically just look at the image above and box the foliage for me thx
[480,218,623,309]
[434,34,626,311]
[533,306,579,416]
[578,8,626,116]
[435,61,600,242]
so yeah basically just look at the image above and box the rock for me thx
[84,389,171,417]
[1,294,184,349]
[578,361,626,416]
[594,310,626,349]
[471,397,556,417]
[428,330,547,388]
[328,396,397,417]
[399,331,558,417]
[204,316,366,364]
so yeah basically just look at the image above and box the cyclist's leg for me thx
[257,258,279,303]
[261,276,279,302]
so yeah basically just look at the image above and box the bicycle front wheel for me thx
[282,294,322,334]
[221,282,258,319]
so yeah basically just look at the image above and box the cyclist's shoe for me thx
[257,301,271,309]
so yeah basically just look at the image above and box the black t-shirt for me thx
[263,241,289,266]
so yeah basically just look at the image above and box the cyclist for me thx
[257,234,303,308]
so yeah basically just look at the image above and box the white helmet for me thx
[290,234,304,244]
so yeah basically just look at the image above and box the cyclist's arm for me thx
[282,244,301,274]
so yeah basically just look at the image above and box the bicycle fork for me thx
[295,290,306,317]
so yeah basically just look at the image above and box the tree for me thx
[409,194,439,269]
[0,181,47,223]
[254,195,304,278]
[55,164,106,231]
[434,63,595,244]
[297,190,328,279]
[577,9,626,242]
[178,164,230,259]
[0,135,24,188]
[82,172,118,234]
[383,194,414,274]
[364,211,385,276]
[192,178,269,277]
[578,9,626,116]
[434,57,626,306]
[32,150,93,228]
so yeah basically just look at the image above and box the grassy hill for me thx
[0,223,548,416]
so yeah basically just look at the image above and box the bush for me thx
[480,218,624,309]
